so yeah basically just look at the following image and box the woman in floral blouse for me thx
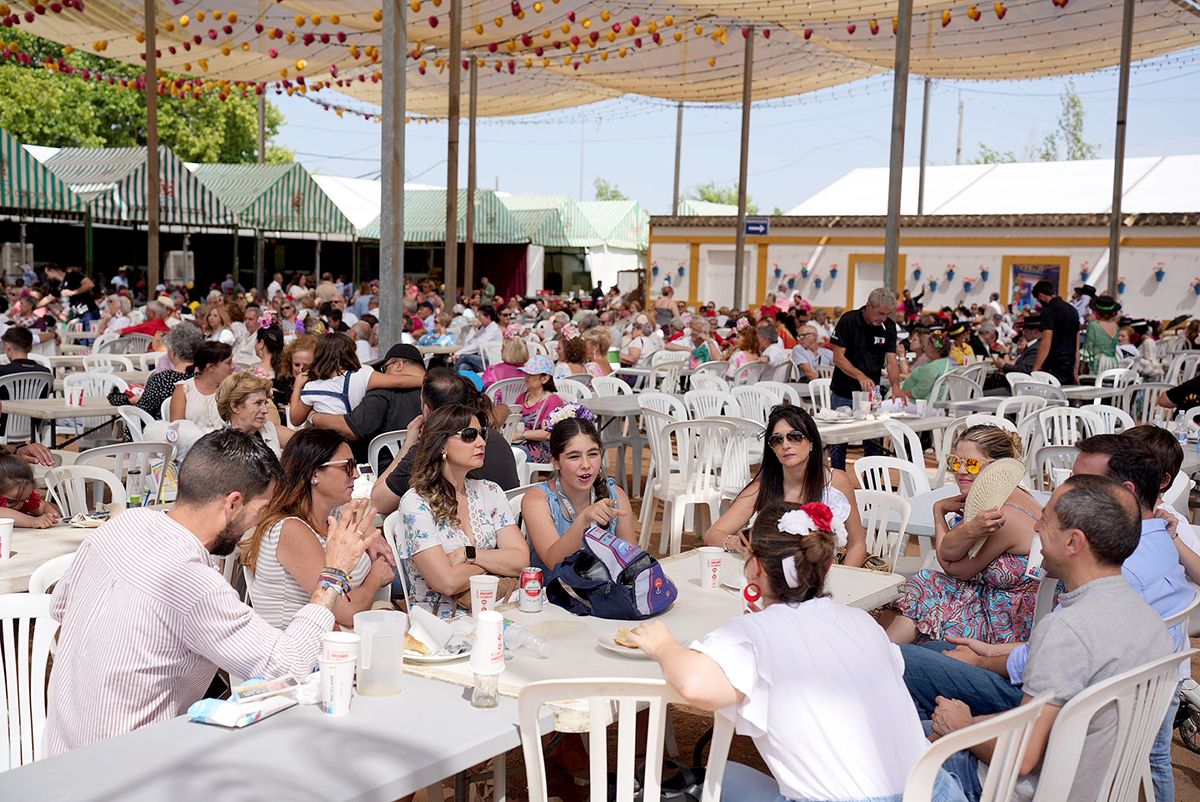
[398,404,529,617]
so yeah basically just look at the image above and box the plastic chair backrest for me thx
[556,379,593,404]
[367,429,407,476]
[661,419,734,497]
[767,361,792,383]
[638,392,688,422]
[1032,649,1198,802]
[0,594,60,771]
[44,465,129,517]
[381,511,409,605]
[1094,368,1138,391]
[1031,573,1061,626]
[756,381,802,406]
[485,377,526,406]
[1004,372,1032,391]
[995,395,1050,424]
[518,678,735,802]
[964,413,1019,433]
[1163,468,1194,516]
[683,390,741,420]
[854,456,931,499]
[590,376,632,397]
[855,489,912,568]
[881,419,933,494]
[160,395,173,422]
[692,360,730,377]
[83,354,134,373]
[0,372,51,441]
[929,373,983,404]
[728,361,765,386]
[1120,383,1172,425]
[1029,370,1061,387]
[1012,382,1067,402]
[1036,407,1101,447]
[1029,445,1080,491]
[117,406,156,442]
[64,371,128,398]
[28,553,77,595]
[933,417,970,488]
[74,442,176,502]
[1087,403,1136,434]
[903,695,1054,802]
[815,364,834,379]
[689,374,729,393]
[510,446,530,486]
[729,386,777,425]
[808,377,832,412]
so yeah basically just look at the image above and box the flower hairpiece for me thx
[560,323,580,340]
[735,317,751,331]
[778,502,847,588]
[247,366,273,380]
[543,403,596,431]
[504,322,526,339]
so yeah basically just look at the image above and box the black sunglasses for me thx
[766,430,807,450]
[455,426,488,444]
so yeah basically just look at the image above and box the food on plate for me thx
[404,632,431,655]
[613,628,639,649]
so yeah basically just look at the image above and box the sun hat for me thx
[963,457,1027,558]
[1091,295,1120,315]
[519,355,556,376]
[946,321,968,338]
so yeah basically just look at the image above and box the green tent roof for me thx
[43,146,236,227]
[500,194,604,248]
[577,200,649,251]
[361,188,528,244]
[0,129,85,217]
[675,199,739,216]
[190,163,354,236]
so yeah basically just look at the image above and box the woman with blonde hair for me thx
[273,334,316,412]
[200,303,236,346]
[417,312,456,347]
[879,424,1042,644]
[724,318,762,378]
[481,335,527,387]
[217,371,294,457]
[582,327,613,376]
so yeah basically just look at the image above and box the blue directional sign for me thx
[744,217,769,236]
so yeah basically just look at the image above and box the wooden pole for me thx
[732,27,754,310]
[918,77,931,216]
[443,0,462,311]
[1107,0,1135,296]
[672,102,683,216]
[463,60,478,297]
[883,0,914,291]
[379,0,407,347]
[144,0,160,291]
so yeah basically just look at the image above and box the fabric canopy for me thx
[14,0,1200,117]
[42,145,236,227]
[189,162,354,234]
[360,188,529,243]
[502,194,605,248]
[0,128,85,217]
[577,200,649,251]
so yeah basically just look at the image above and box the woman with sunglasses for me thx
[632,502,962,802]
[277,301,299,335]
[703,405,868,567]
[399,404,529,618]
[879,425,1042,645]
[242,428,395,629]
[417,312,456,347]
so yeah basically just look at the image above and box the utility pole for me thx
[732,26,754,310]
[883,0,915,291]
[918,77,931,216]
[143,0,160,291]
[955,94,964,166]
[672,102,683,215]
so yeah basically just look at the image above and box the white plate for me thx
[595,633,652,660]
[720,577,747,592]
[403,649,470,664]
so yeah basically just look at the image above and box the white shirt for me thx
[762,341,789,366]
[341,310,359,327]
[811,321,832,342]
[45,508,333,755]
[1157,502,1200,557]
[692,599,928,801]
[300,365,376,415]
[459,321,502,356]
[266,280,283,301]
[354,338,377,364]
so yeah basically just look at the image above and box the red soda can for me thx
[519,567,544,613]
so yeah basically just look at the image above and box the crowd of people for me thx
[2,262,1198,802]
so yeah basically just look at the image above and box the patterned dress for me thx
[515,392,563,463]
[890,505,1041,643]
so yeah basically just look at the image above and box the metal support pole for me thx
[257,92,267,164]
[379,0,407,348]
[918,77,931,216]
[144,0,160,291]
[314,238,322,277]
[254,91,266,291]
[883,0,914,292]
[84,215,93,273]
[955,94,964,166]
[443,0,462,311]
[18,221,27,267]
[672,102,683,216]
[463,60,478,296]
[732,27,754,310]
[1107,0,1135,297]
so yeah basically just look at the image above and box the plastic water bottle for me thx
[1174,421,1188,448]
[502,620,549,658]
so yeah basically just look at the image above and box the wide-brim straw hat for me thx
[963,457,1027,558]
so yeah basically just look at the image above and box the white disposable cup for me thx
[321,631,361,662]
[469,574,500,617]
[0,519,12,560]
[319,657,356,716]
[915,399,929,417]
[469,610,505,675]
[697,546,723,590]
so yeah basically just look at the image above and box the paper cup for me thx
[321,631,361,662]
[697,546,723,590]
[469,610,505,675]
[319,657,356,716]
[0,519,13,560]
[915,399,929,417]
[469,574,500,617]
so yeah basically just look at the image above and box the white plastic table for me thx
[0,523,90,593]
[814,413,959,446]
[0,674,533,802]
[402,550,903,730]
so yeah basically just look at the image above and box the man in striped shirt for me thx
[43,429,377,755]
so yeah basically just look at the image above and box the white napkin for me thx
[407,606,453,653]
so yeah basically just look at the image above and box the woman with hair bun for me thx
[521,405,637,570]
[880,424,1043,645]
[631,502,959,802]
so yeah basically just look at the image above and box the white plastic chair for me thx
[160,395,173,422]
[932,417,971,489]
[995,395,1050,424]
[636,396,688,529]
[556,379,593,404]
[1012,382,1067,402]
[640,418,735,555]
[1093,368,1138,393]
[44,465,129,516]
[713,417,764,503]
[590,375,632,398]
[117,406,156,442]
[1032,649,1199,802]
[689,373,729,393]
[728,361,765,386]
[1165,351,1200,385]
[485,377,526,406]
[367,429,407,476]
[928,373,983,406]
[510,446,531,487]
[1087,403,1136,434]
[82,354,134,373]
[639,392,688,421]
[63,372,128,440]
[0,372,51,443]
[1163,468,1194,517]
[479,340,502,369]
[807,377,833,412]
[1120,382,1172,425]
[1029,370,1062,387]
[683,390,740,421]
[855,489,912,569]
[1035,407,1101,448]
[28,553,77,595]
[903,695,1054,802]
[1029,445,1080,491]
[518,678,734,802]
[95,333,153,355]
[74,442,176,503]
[653,362,685,395]
[882,419,934,495]
[854,456,933,499]
[963,413,1019,433]
[757,380,802,406]
[692,360,730,377]
[730,386,777,426]
[131,352,161,371]
[0,593,60,771]
[1004,371,1032,392]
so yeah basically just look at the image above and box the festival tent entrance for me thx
[0,128,87,277]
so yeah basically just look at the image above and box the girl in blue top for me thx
[521,405,638,570]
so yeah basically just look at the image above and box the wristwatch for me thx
[464,546,477,563]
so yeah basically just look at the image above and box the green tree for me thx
[688,180,758,214]
[972,144,1017,164]
[0,31,291,163]
[593,176,627,200]
[974,80,1096,165]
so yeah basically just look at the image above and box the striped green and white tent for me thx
[0,129,85,216]
[361,189,528,244]
[43,146,236,227]
[190,163,354,236]
[500,194,604,249]
[577,200,649,251]
[675,199,739,216]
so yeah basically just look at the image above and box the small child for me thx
[0,453,60,529]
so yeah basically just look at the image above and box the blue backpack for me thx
[546,526,677,620]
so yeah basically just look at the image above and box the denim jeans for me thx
[901,641,1024,719]
[828,393,888,470]
[719,761,969,802]
[454,353,484,373]
[1149,682,1181,802]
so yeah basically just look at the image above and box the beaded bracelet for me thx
[318,568,352,599]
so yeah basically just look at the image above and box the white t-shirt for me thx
[354,339,377,364]
[692,599,928,801]
[266,280,283,301]
[1157,502,1200,558]
[299,365,375,415]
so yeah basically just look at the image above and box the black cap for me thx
[377,343,424,371]
[1074,285,1096,298]
[946,321,967,337]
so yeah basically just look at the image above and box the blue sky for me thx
[272,50,1200,216]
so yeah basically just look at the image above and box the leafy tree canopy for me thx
[593,176,627,200]
[688,180,758,214]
